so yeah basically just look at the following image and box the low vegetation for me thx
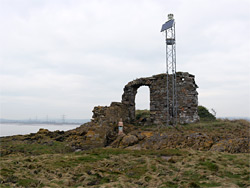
[135,105,216,124]
[0,116,249,187]
[0,148,249,187]
[197,105,216,121]
[135,109,150,120]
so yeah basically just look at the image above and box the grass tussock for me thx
[0,119,249,187]
[0,148,249,187]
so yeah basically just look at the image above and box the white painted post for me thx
[118,118,123,135]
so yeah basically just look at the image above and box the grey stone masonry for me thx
[92,72,199,126]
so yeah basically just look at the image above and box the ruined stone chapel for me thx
[92,72,199,126]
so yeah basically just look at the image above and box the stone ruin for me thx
[92,72,199,126]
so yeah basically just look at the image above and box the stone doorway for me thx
[135,86,150,111]
[135,86,151,125]
[121,77,153,123]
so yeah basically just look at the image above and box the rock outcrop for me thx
[210,138,249,153]
[108,128,249,153]
[1,120,249,155]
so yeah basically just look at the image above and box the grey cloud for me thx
[0,0,249,119]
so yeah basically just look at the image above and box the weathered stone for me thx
[210,138,249,153]
[161,156,176,163]
[1,120,249,154]
[122,72,199,124]
[120,135,139,147]
[37,128,50,134]
[65,122,117,150]
[91,72,199,126]
[140,131,154,138]
[184,133,214,150]
[109,133,125,148]
[92,102,129,125]
[126,144,142,150]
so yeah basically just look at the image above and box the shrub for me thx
[198,106,216,121]
[135,109,150,120]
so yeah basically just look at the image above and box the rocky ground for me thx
[0,119,249,187]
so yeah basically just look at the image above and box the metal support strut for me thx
[161,14,178,126]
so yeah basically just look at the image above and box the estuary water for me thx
[0,123,81,137]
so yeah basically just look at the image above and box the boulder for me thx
[37,128,50,134]
[210,138,249,153]
[120,135,138,147]
[109,133,125,148]
[184,133,214,150]
[126,144,142,150]
[65,122,116,150]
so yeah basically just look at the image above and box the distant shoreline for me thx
[217,117,250,121]
[0,123,85,137]
[0,119,90,125]
[0,122,82,125]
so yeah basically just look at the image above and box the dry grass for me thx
[0,148,249,187]
[0,119,249,187]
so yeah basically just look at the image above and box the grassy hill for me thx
[0,119,249,187]
[0,148,249,187]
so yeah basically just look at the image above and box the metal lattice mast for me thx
[161,14,177,126]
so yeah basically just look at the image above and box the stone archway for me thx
[92,72,199,126]
[121,73,199,125]
[121,77,153,123]
[135,86,150,111]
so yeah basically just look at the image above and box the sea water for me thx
[0,123,81,137]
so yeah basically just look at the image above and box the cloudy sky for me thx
[0,0,249,120]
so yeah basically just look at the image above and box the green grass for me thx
[163,181,178,188]
[224,171,241,179]
[77,148,186,158]
[182,170,206,181]
[51,155,108,168]
[77,155,102,162]
[0,118,249,187]
[199,161,219,172]
[199,182,221,187]
[222,154,237,160]
[0,168,15,177]
[0,148,249,187]
[236,181,247,187]
[0,141,73,156]
[151,164,157,172]
[17,178,40,187]
[144,176,152,182]
[135,109,150,120]
[125,165,147,179]
[82,148,130,156]
[100,176,111,184]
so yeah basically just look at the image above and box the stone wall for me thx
[92,72,199,125]
[92,102,130,125]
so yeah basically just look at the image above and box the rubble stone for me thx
[210,138,249,153]
[120,135,139,147]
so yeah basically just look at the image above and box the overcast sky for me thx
[0,0,249,120]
